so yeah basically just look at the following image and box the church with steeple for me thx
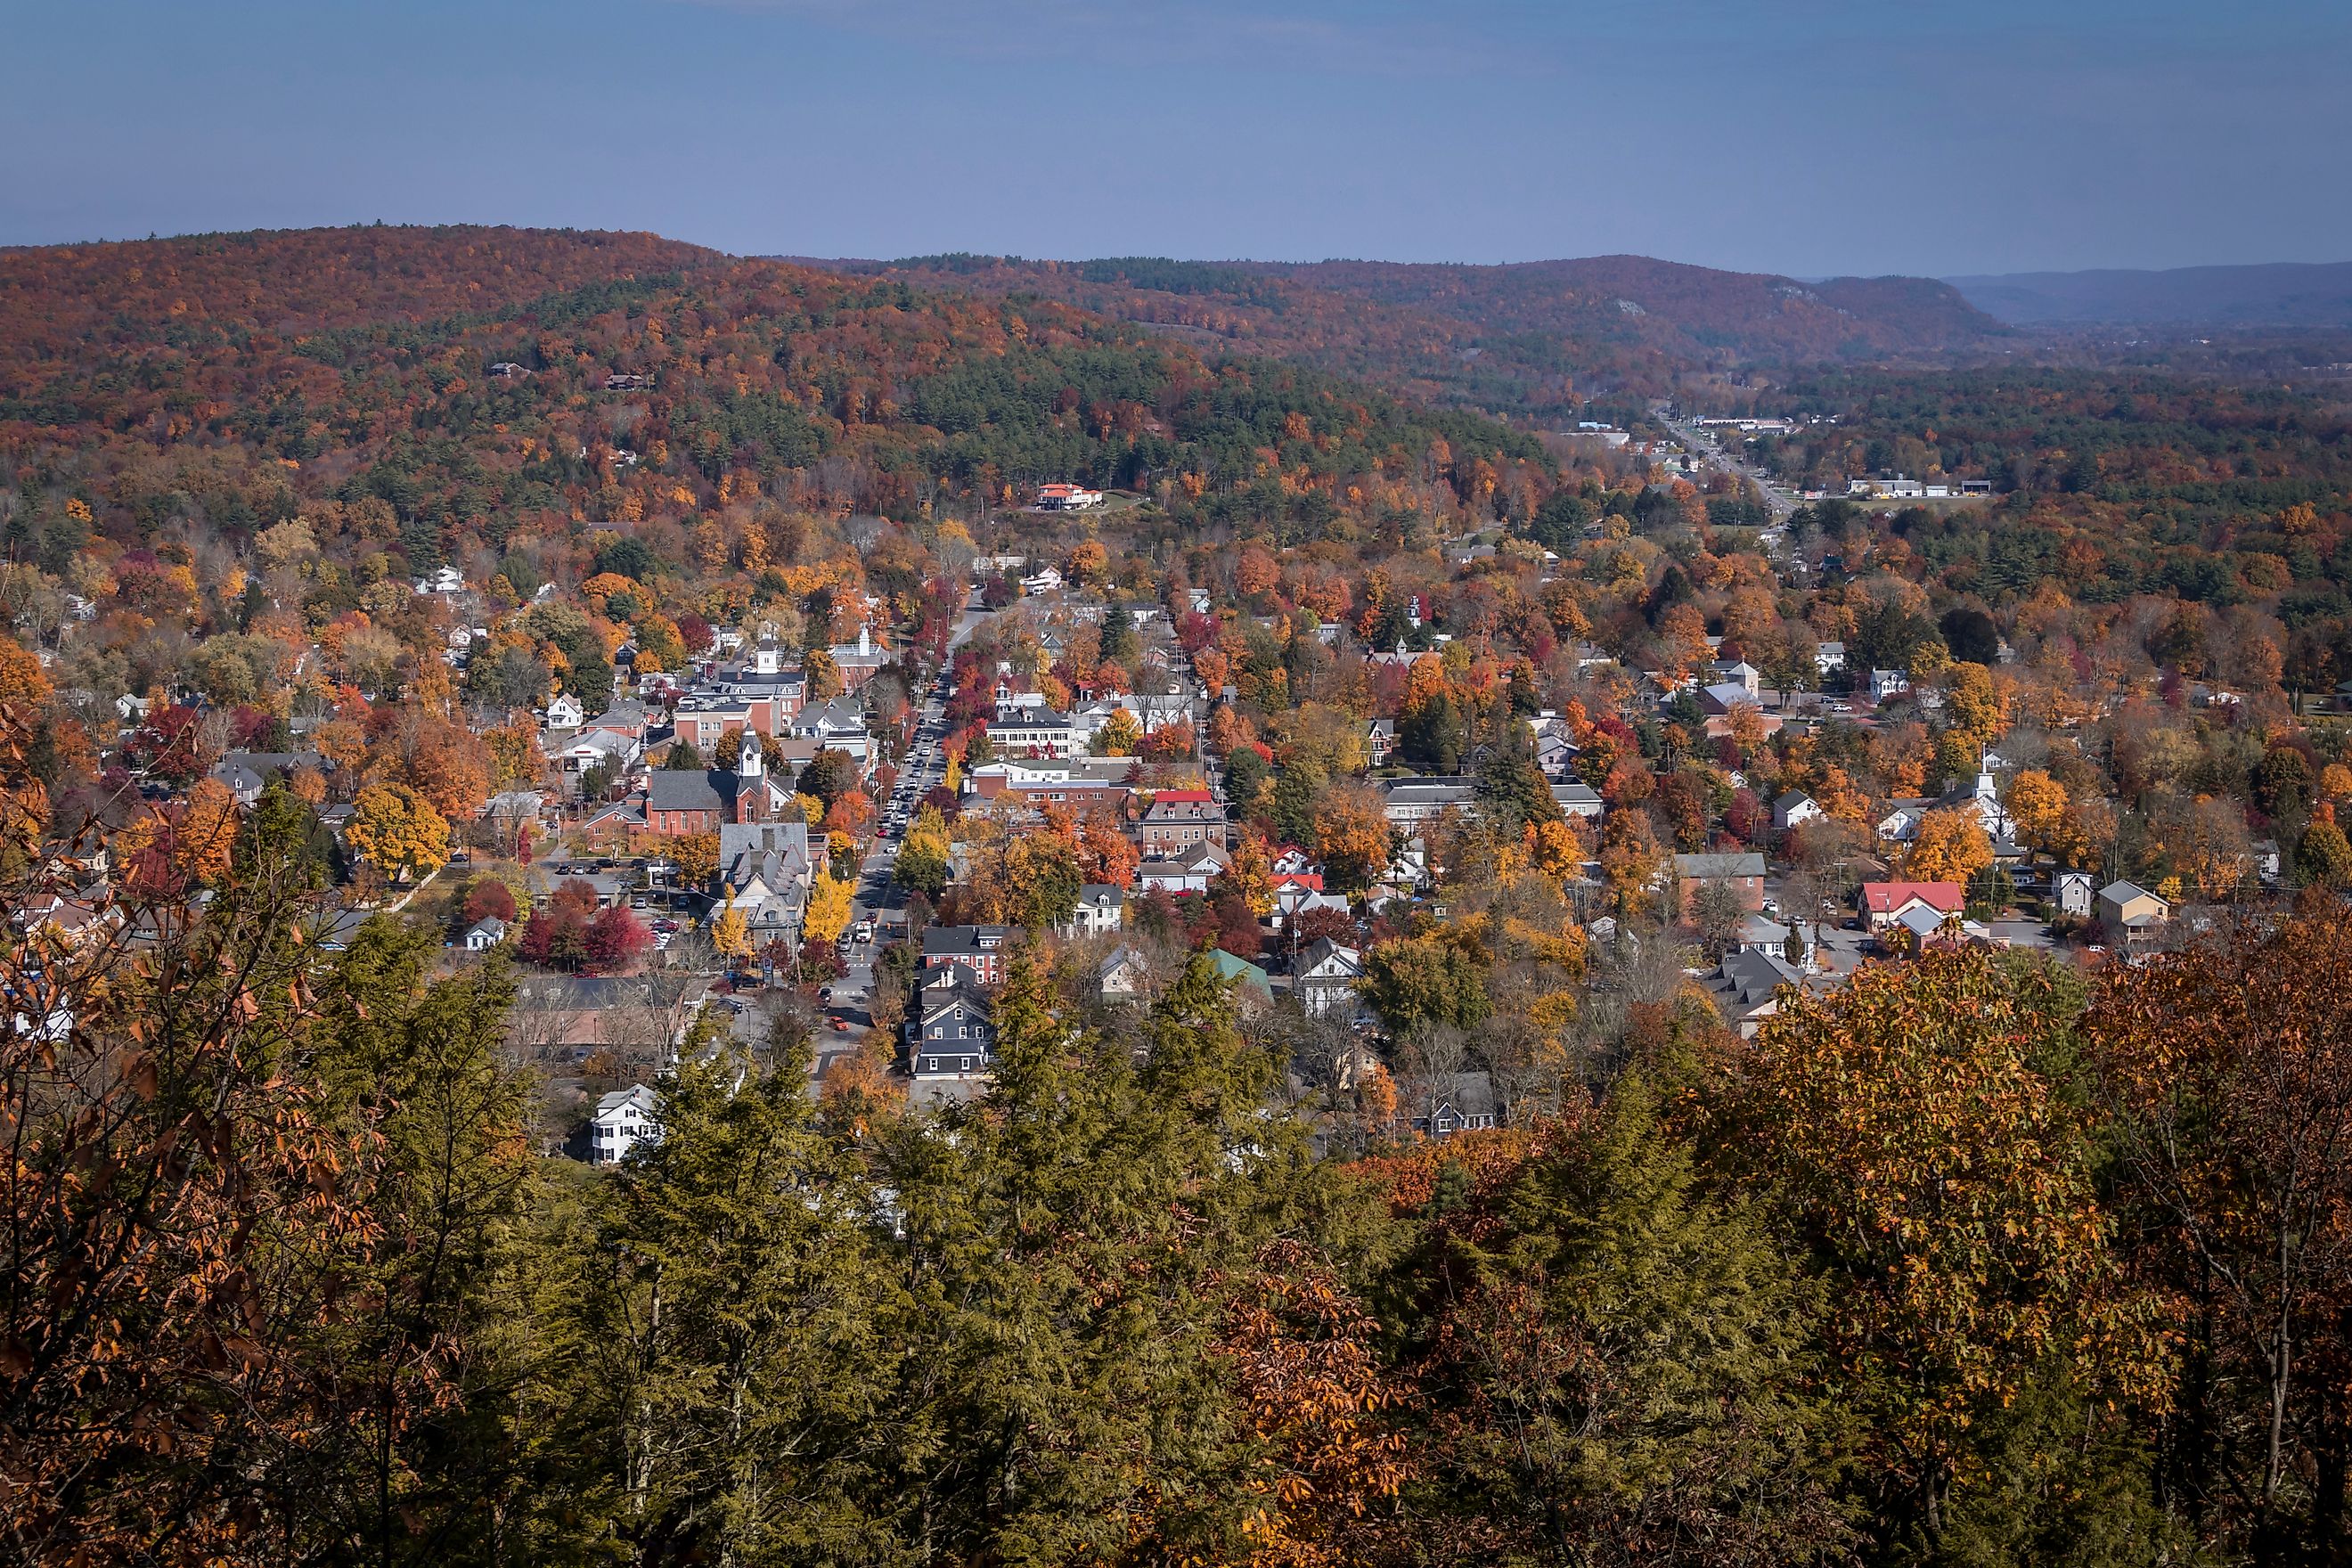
[645,726,793,836]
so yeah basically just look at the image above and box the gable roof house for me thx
[1859,880,1964,935]
[1773,791,1824,831]
[2098,880,2171,949]
[1671,852,1767,918]
[1062,885,1124,940]
[589,1084,661,1165]
[2053,869,2096,919]
[1703,949,1806,1038]
[913,972,996,1079]
[1294,938,1365,1019]
[1099,944,1153,999]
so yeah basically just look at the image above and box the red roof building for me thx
[1859,880,1964,933]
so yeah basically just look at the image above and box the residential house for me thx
[1063,885,1124,939]
[550,727,643,776]
[544,693,586,730]
[1552,780,1605,821]
[1293,939,1364,1018]
[1672,852,1767,918]
[1135,845,1230,895]
[1206,949,1274,1011]
[1859,880,1964,935]
[1773,791,1824,831]
[922,925,1021,986]
[1815,641,1846,675]
[1869,668,1912,704]
[912,973,995,1076]
[1035,483,1104,510]
[1378,777,1474,828]
[1138,788,1227,855]
[2097,880,2170,949]
[414,565,464,595]
[209,750,324,807]
[1364,719,1395,767]
[1703,949,1805,1038]
[1099,944,1152,999]
[589,1084,660,1165]
[1404,1072,1499,1139]
[1020,565,1066,596]
[461,917,509,951]
[2054,870,2095,919]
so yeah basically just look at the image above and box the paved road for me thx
[1662,416,1802,522]
[829,592,995,1027]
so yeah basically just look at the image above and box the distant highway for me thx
[1662,416,1803,522]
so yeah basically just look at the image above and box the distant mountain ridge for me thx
[1947,261,2352,328]
[795,252,2013,413]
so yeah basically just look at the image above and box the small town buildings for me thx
[544,693,586,730]
[1859,880,1964,935]
[2054,870,2095,919]
[1703,949,1805,1038]
[645,730,797,835]
[1552,780,1605,821]
[1294,939,1365,1018]
[1099,945,1151,999]
[461,916,509,951]
[2098,880,2170,949]
[1379,777,1474,828]
[825,623,892,690]
[1815,641,1847,675]
[1709,659,1762,698]
[1364,719,1395,767]
[550,727,642,776]
[914,973,995,1076]
[413,565,464,595]
[1773,791,1825,831]
[1206,949,1273,1010]
[1135,845,1230,895]
[990,703,1079,759]
[922,925,1020,986]
[589,1084,660,1165]
[1405,1073,1500,1139]
[1062,885,1124,940]
[1672,852,1768,918]
[963,761,1131,813]
[1870,668,1912,704]
[1139,788,1226,854]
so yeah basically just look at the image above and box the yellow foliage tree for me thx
[711,901,753,964]
[1093,709,1143,757]
[675,830,721,888]
[804,865,854,945]
[2006,769,2070,851]
[1907,807,1992,886]
[346,782,450,884]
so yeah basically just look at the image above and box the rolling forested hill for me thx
[803,250,2015,416]
[0,225,1553,583]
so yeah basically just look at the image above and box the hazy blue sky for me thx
[5,0,2347,277]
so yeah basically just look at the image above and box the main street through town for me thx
[823,589,996,1035]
